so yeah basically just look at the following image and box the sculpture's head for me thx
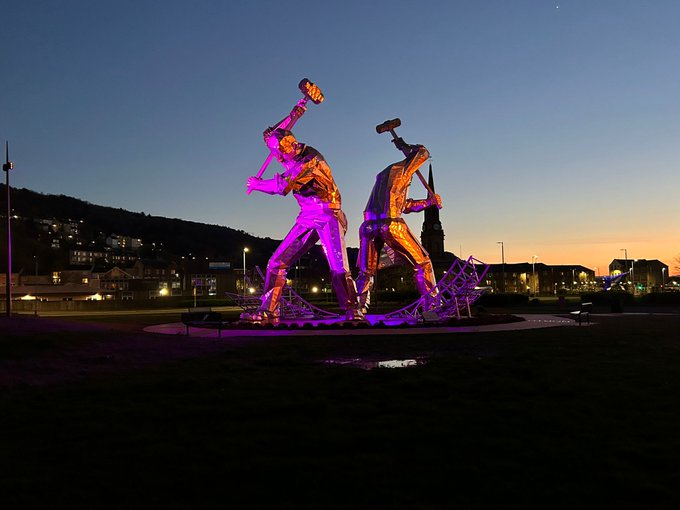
[265,128,300,163]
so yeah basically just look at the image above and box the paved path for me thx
[16,306,242,318]
[144,314,579,338]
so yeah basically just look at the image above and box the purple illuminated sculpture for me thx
[246,80,362,323]
[356,119,442,312]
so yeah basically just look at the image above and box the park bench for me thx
[570,302,592,325]
[181,309,224,337]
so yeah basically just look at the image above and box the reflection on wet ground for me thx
[322,357,428,370]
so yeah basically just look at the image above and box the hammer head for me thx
[298,78,324,104]
[376,118,401,134]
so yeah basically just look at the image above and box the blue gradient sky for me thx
[2,1,679,273]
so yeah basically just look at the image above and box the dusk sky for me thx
[2,1,679,274]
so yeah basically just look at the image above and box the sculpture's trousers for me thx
[260,209,357,315]
[356,218,436,308]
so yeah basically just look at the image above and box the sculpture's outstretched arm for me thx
[403,193,442,214]
[246,174,287,195]
[265,100,308,135]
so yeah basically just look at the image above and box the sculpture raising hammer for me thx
[245,80,363,323]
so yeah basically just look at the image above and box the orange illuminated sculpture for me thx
[355,119,442,312]
[245,80,363,323]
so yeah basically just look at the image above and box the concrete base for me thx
[145,314,579,338]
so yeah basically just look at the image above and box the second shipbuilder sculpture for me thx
[355,119,442,312]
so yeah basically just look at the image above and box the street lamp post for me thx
[620,248,628,269]
[631,259,635,294]
[181,256,186,295]
[497,241,505,293]
[242,247,249,296]
[3,142,14,317]
[620,248,629,291]
[33,255,39,316]
[532,255,538,295]
[662,267,666,291]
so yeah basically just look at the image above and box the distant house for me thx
[70,249,107,265]
[96,266,135,300]
[483,263,596,295]
[0,270,102,302]
[106,234,142,250]
[609,259,669,293]
[666,276,680,291]
[128,260,179,299]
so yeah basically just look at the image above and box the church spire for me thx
[424,163,440,224]
[421,162,445,259]
[428,163,436,192]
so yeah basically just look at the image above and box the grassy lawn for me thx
[1,314,680,508]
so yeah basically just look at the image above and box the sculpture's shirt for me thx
[273,146,342,212]
[363,145,430,220]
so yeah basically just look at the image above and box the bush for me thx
[640,293,680,306]
[476,293,529,307]
[580,291,635,306]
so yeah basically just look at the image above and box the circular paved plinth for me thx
[144,314,579,338]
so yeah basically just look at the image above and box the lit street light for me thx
[631,259,636,294]
[242,247,249,296]
[661,266,666,288]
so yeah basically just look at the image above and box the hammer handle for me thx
[386,128,435,197]
[246,152,275,194]
[247,98,309,195]
[415,169,435,197]
[253,153,275,179]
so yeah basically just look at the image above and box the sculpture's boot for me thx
[414,260,438,310]
[331,271,365,320]
[257,267,287,320]
[355,271,374,314]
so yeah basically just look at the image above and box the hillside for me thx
[0,185,280,274]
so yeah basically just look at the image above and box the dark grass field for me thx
[2,313,680,508]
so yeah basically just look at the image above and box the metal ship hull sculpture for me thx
[231,79,489,327]
[226,256,489,327]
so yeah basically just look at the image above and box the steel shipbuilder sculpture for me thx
[355,118,442,312]
[245,79,363,323]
